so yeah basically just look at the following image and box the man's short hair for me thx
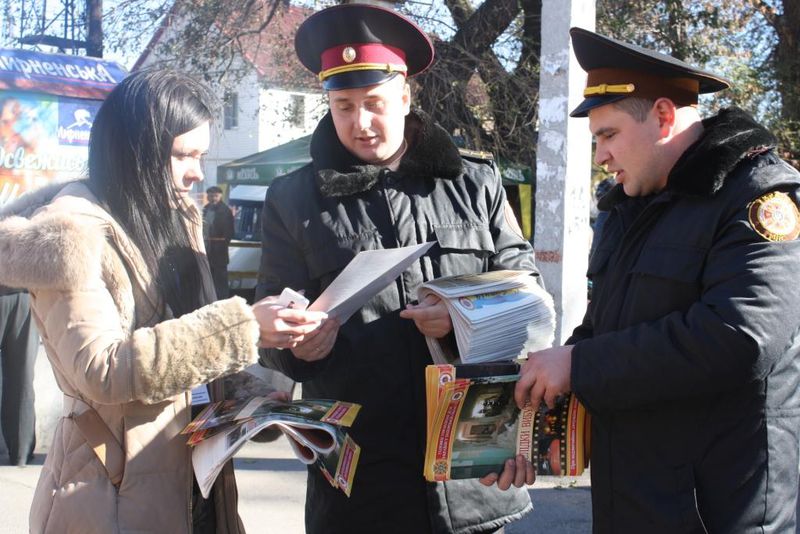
[206,186,223,195]
[612,97,656,123]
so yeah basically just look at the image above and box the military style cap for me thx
[569,27,731,117]
[295,4,434,91]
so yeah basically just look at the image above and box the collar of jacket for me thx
[598,107,777,211]
[310,109,464,197]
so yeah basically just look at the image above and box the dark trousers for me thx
[209,263,230,300]
[0,292,38,465]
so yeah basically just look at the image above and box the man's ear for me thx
[652,98,677,137]
[402,80,411,115]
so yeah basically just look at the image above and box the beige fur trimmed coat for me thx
[0,181,259,533]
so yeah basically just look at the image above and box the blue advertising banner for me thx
[57,99,99,146]
[0,48,127,99]
[0,91,103,204]
[0,49,125,205]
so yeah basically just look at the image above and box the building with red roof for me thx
[134,2,324,186]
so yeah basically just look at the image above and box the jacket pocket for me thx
[628,245,706,319]
[433,224,496,255]
[432,224,496,277]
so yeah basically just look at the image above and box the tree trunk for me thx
[86,0,103,57]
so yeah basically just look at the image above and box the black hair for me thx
[206,186,223,194]
[88,68,216,318]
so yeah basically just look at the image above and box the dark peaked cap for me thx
[569,27,731,117]
[295,4,434,91]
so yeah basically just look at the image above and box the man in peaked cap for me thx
[514,28,800,532]
[256,4,537,533]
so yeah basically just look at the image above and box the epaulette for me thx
[458,148,495,164]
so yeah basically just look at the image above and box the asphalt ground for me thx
[0,439,592,533]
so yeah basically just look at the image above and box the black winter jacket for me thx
[257,110,535,534]
[570,108,800,533]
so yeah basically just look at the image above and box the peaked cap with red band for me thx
[569,27,731,117]
[295,4,434,91]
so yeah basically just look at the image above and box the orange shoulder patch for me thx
[747,191,800,242]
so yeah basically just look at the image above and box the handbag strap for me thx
[64,395,125,486]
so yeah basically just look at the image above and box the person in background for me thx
[514,28,800,532]
[589,176,615,259]
[256,5,536,534]
[0,284,38,466]
[203,185,235,299]
[0,68,325,534]
[0,99,41,469]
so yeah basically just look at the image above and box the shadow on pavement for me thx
[507,486,592,533]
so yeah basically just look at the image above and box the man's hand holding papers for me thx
[400,293,453,338]
[416,270,556,365]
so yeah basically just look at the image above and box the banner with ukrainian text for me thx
[0,48,126,99]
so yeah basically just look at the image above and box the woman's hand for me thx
[252,296,328,349]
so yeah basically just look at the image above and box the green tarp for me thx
[217,134,311,186]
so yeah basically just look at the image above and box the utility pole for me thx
[86,0,102,57]
[534,0,594,343]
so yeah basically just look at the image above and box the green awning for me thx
[217,135,311,186]
[499,162,533,185]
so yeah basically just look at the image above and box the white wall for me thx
[203,86,324,186]
[135,19,324,188]
[204,70,263,185]
[257,88,327,150]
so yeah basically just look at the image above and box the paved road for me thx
[0,439,592,533]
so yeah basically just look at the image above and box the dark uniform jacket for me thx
[257,110,535,534]
[203,201,235,267]
[570,108,800,533]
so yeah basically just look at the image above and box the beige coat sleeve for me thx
[2,198,260,405]
[34,284,259,405]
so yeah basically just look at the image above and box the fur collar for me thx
[311,109,464,197]
[0,181,106,291]
[667,107,776,196]
[599,107,776,210]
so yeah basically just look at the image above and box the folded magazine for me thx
[418,270,556,364]
[184,397,362,498]
[424,363,590,481]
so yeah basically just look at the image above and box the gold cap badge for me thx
[342,47,357,63]
[747,191,800,242]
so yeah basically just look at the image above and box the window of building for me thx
[223,92,238,130]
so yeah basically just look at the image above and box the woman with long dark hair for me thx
[0,68,325,533]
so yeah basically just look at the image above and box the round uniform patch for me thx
[747,192,800,242]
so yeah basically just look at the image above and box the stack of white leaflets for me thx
[418,270,555,364]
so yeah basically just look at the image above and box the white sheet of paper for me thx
[191,384,211,405]
[308,242,435,323]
